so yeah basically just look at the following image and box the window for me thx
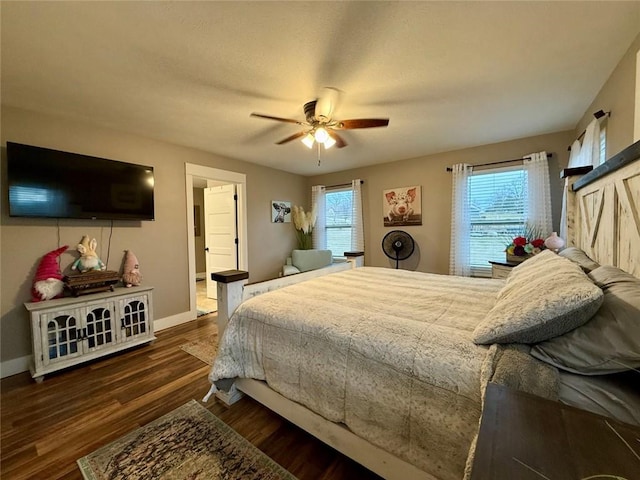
[325,187,352,256]
[468,166,527,277]
[599,120,607,164]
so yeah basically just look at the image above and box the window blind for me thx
[468,167,527,276]
[325,188,352,256]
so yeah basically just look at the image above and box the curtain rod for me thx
[445,153,552,172]
[568,110,610,151]
[326,180,364,188]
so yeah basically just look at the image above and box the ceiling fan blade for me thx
[315,87,340,122]
[327,130,347,148]
[275,131,307,145]
[337,118,389,129]
[251,113,305,125]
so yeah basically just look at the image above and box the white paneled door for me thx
[204,184,238,300]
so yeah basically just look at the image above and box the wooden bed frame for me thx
[207,140,640,480]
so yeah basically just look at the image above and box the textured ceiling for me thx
[2,1,639,176]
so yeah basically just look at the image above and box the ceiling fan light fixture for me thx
[301,133,315,149]
[314,127,329,143]
[323,135,336,149]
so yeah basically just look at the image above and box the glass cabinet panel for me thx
[84,305,114,349]
[46,313,80,362]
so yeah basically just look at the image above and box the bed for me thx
[205,139,640,480]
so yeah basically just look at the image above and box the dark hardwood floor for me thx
[1,314,381,480]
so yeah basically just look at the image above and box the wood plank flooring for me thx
[1,314,381,480]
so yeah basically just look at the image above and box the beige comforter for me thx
[209,267,557,480]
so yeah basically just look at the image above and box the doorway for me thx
[185,164,248,320]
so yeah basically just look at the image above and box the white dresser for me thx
[25,286,155,382]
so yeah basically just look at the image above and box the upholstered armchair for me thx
[283,249,333,276]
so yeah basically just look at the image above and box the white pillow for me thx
[473,251,603,344]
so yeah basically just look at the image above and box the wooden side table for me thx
[471,383,640,479]
[488,260,519,279]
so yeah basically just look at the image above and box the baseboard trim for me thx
[154,310,196,331]
[1,354,31,379]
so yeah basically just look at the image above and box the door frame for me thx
[185,163,248,319]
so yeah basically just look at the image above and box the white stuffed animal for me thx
[71,236,106,273]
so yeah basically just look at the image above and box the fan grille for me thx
[382,230,415,268]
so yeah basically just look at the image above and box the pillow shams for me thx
[531,265,640,374]
[473,250,603,345]
[558,247,600,273]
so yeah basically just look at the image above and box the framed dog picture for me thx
[383,186,422,226]
[272,200,292,223]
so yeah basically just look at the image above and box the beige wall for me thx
[0,106,307,368]
[307,131,574,275]
[575,32,640,159]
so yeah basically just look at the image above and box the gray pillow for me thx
[531,265,640,374]
[473,250,603,344]
[558,247,600,273]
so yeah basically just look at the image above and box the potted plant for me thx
[505,225,546,263]
[292,204,317,250]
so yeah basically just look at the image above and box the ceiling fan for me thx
[250,88,389,150]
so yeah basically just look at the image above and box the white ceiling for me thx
[2,2,639,176]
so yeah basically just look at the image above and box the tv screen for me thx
[7,142,155,220]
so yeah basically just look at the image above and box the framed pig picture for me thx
[383,186,422,226]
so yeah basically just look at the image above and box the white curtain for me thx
[523,151,553,237]
[449,163,473,276]
[579,118,601,168]
[311,185,326,249]
[560,118,601,239]
[350,179,365,252]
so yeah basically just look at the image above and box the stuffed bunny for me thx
[71,236,106,273]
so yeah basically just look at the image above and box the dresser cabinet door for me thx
[118,294,150,342]
[82,301,117,352]
[41,309,82,366]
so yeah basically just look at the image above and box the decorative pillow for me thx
[473,250,603,344]
[531,265,640,374]
[291,249,332,272]
[558,247,600,273]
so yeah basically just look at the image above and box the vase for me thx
[544,232,565,252]
[296,230,313,250]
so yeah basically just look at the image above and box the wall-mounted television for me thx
[7,142,155,221]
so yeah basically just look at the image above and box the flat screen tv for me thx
[7,142,155,220]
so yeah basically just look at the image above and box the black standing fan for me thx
[382,230,415,269]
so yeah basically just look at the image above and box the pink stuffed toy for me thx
[122,250,142,287]
[32,246,69,302]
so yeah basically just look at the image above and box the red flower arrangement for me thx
[506,235,546,257]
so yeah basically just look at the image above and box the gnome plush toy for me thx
[32,245,69,302]
[122,250,142,287]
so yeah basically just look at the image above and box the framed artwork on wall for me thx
[272,201,292,223]
[383,185,422,226]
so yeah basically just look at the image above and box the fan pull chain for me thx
[317,143,321,166]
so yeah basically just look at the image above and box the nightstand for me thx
[471,383,640,479]
[488,260,519,279]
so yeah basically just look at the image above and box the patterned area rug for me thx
[180,333,218,365]
[77,400,297,480]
